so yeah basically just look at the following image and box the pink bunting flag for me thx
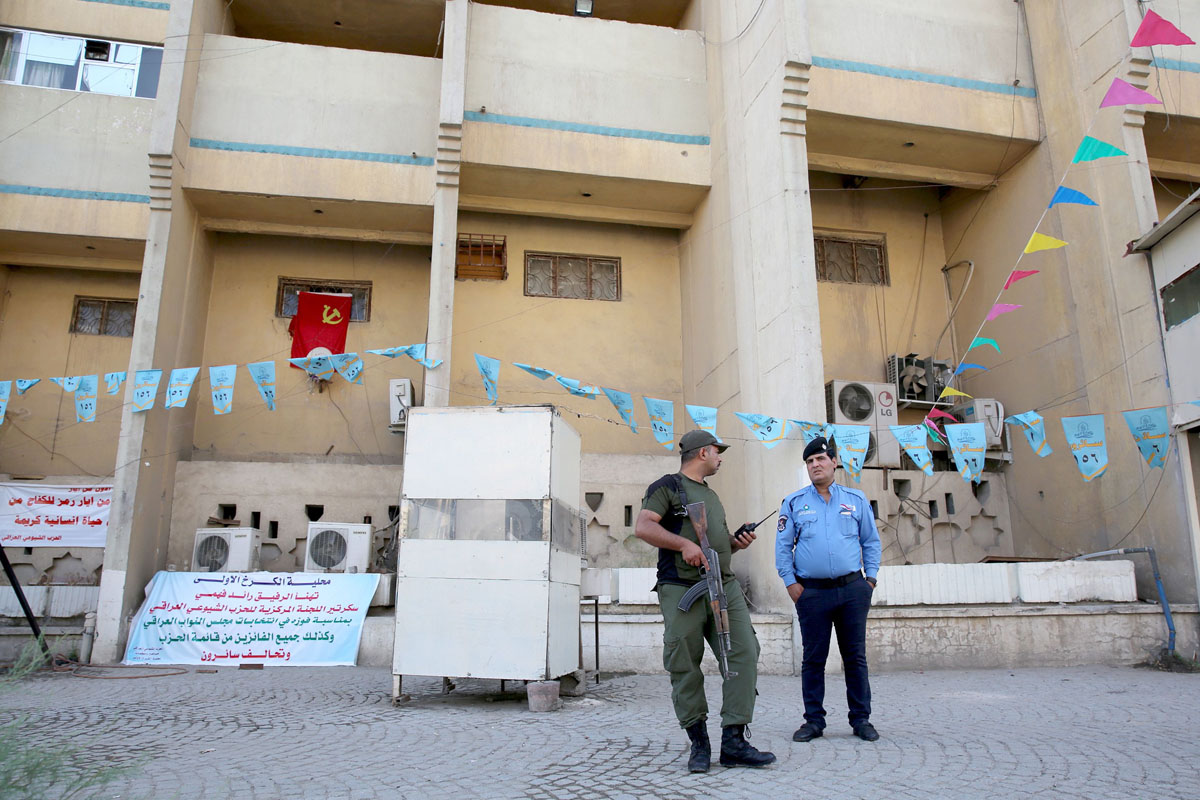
[927,408,958,424]
[1100,78,1161,109]
[1130,10,1195,47]
[1004,269,1040,290]
[986,303,1022,321]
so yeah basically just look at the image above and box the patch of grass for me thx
[1149,649,1200,673]
[0,639,142,800]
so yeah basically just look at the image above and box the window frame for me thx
[0,26,161,98]
[70,296,137,337]
[523,251,622,301]
[275,277,373,323]
[456,233,508,281]
[813,229,890,287]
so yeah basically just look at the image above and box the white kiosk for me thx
[391,405,583,699]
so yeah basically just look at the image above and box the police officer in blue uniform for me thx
[775,436,882,743]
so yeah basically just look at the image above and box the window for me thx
[814,231,889,286]
[524,252,620,301]
[71,297,136,337]
[0,27,161,98]
[456,233,507,280]
[1162,262,1200,331]
[276,278,372,322]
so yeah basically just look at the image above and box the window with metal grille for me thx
[524,252,621,301]
[276,277,371,322]
[70,297,136,337]
[456,233,507,280]
[814,231,889,286]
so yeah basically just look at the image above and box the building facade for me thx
[0,0,1197,663]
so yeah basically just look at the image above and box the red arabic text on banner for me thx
[289,292,352,367]
[1130,10,1195,47]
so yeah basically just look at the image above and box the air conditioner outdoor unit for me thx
[825,380,901,468]
[389,378,414,432]
[887,354,953,408]
[304,522,377,573]
[192,528,261,572]
[952,399,1008,451]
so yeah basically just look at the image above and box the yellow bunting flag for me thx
[939,387,973,400]
[1024,232,1068,254]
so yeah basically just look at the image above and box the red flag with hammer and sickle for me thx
[288,291,352,366]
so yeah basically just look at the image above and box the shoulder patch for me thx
[777,515,788,532]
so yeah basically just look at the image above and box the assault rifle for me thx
[676,501,737,680]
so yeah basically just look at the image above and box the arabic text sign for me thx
[0,483,112,546]
[124,572,380,666]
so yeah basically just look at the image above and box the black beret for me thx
[803,436,835,461]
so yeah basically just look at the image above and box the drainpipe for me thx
[1074,547,1175,654]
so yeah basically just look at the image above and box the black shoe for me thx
[685,721,710,773]
[719,725,776,768]
[853,722,880,742]
[792,722,823,742]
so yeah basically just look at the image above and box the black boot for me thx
[719,725,776,768]
[684,721,710,773]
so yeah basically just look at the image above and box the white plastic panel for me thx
[393,578,550,680]
[547,581,581,679]
[550,413,582,507]
[1016,561,1137,603]
[616,568,660,605]
[872,563,1016,605]
[402,406,553,500]
[397,540,549,582]
[549,545,582,586]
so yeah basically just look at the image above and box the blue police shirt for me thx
[774,482,881,586]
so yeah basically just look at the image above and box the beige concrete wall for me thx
[810,172,953,383]
[192,233,430,461]
[448,212,683,455]
[0,266,137,476]
[168,461,404,574]
[465,4,708,138]
[809,0,1035,87]
[937,0,1194,603]
[190,35,441,158]
[0,0,168,44]
[0,85,154,196]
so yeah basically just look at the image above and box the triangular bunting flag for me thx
[939,387,972,401]
[554,376,600,398]
[474,354,500,405]
[986,303,1022,321]
[1130,10,1195,47]
[1072,136,1127,163]
[1100,78,1161,109]
[924,421,945,444]
[601,388,638,432]
[1004,269,1039,290]
[1025,233,1068,253]
[1049,186,1098,208]
[513,363,556,381]
[968,338,1000,354]
[954,363,988,376]
[16,379,39,395]
[927,408,958,424]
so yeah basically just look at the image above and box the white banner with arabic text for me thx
[0,483,112,547]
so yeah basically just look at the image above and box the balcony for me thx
[461,5,710,228]
[185,35,441,243]
[807,0,1041,188]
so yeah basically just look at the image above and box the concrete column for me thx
[424,0,469,407]
[93,0,228,662]
[697,0,825,611]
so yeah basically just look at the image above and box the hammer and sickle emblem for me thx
[321,305,343,325]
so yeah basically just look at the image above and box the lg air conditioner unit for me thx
[952,399,1008,451]
[825,380,902,468]
[304,522,377,573]
[192,528,261,572]
[389,378,414,433]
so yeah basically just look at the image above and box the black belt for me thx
[799,572,861,589]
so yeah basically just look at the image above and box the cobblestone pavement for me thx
[4,663,1198,799]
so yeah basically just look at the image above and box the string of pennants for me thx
[0,12,1192,488]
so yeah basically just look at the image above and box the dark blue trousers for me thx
[794,574,873,728]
